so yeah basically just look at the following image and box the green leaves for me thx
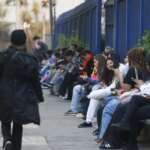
[58,34,89,48]
[138,31,150,52]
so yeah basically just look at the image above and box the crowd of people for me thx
[0,28,150,150]
[40,44,150,150]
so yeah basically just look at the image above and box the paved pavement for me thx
[0,89,150,150]
[0,89,99,150]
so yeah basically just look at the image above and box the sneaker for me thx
[3,141,12,150]
[99,141,121,149]
[76,113,85,119]
[41,82,52,88]
[78,122,92,128]
[92,128,99,136]
[59,95,68,100]
[94,138,103,144]
[62,96,69,100]
[41,84,49,89]
[64,110,77,116]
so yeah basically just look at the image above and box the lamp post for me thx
[42,0,55,48]
[49,0,56,48]
[49,0,53,35]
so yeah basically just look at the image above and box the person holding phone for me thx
[111,52,150,150]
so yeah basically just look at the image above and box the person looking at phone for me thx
[112,52,150,150]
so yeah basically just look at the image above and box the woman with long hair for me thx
[65,54,106,116]
[78,56,123,128]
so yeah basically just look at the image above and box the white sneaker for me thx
[76,113,85,119]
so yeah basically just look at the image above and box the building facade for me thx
[55,0,86,18]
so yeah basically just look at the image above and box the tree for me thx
[0,2,9,31]
[21,10,32,24]
[5,0,14,5]
[19,0,28,6]
[138,31,150,53]
[5,0,28,5]
[32,1,40,21]
[0,3,7,19]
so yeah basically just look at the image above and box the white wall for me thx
[55,0,86,18]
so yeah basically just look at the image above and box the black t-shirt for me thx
[124,67,143,88]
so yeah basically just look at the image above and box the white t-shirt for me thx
[140,82,150,97]
[119,63,129,77]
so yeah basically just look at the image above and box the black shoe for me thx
[111,122,130,131]
[3,141,12,150]
[64,110,77,116]
[78,122,92,128]
[92,128,99,136]
[43,82,53,88]
[66,97,71,101]
[99,141,121,149]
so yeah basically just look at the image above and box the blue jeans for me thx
[40,63,52,77]
[71,85,85,113]
[99,97,120,139]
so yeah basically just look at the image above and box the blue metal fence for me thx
[114,0,150,60]
[115,0,127,60]
[53,0,101,54]
[105,2,115,48]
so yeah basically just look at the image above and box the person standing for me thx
[0,29,44,150]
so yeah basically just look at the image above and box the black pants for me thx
[122,95,150,123]
[97,105,105,131]
[80,97,90,116]
[59,73,76,99]
[105,96,150,149]
[126,96,150,149]
[2,121,23,150]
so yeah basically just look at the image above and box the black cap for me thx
[11,29,27,46]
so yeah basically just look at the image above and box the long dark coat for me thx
[0,47,44,125]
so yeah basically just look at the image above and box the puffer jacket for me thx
[0,47,44,125]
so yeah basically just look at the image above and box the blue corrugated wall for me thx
[115,0,127,60]
[142,0,150,31]
[127,0,141,49]
[114,0,150,60]
[105,3,115,48]
[53,0,101,54]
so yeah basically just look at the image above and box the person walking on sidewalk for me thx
[0,29,44,150]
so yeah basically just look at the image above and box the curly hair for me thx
[128,47,146,69]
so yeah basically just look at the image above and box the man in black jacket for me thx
[0,30,44,150]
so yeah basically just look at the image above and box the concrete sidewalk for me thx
[0,89,150,150]
[22,89,98,150]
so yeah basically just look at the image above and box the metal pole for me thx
[49,0,53,35]
[49,0,53,48]
[53,4,56,27]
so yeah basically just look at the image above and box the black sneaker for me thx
[64,110,77,116]
[99,141,121,149]
[3,141,12,150]
[42,82,53,88]
[78,122,92,128]
[92,128,99,136]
